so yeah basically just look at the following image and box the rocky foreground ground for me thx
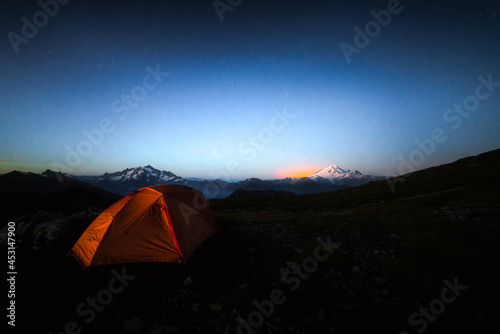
[3,207,500,334]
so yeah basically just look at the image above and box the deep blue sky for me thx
[1,0,499,179]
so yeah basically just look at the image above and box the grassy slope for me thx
[210,149,500,316]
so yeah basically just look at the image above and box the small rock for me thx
[237,283,248,290]
[114,312,125,319]
[183,276,194,286]
[317,308,326,321]
[121,318,144,334]
[374,277,387,284]
[210,303,223,312]
[340,303,353,310]
[190,303,199,313]
[352,266,361,276]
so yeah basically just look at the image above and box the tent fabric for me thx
[71,185,217,267]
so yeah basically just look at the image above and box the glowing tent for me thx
[71,185,217,267]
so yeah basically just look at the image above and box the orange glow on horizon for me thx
[276,165,322,179]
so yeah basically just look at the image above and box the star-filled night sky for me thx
[1,0,499,179]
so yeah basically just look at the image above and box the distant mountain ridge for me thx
[0,163,385,201]
[74,164,385,198]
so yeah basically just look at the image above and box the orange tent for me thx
[71,185,217,267]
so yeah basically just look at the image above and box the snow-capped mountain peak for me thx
[102,165,185,184]
[305,163,378,186]
[308,164,357,179]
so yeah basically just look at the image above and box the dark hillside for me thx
[211,148,500,213]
